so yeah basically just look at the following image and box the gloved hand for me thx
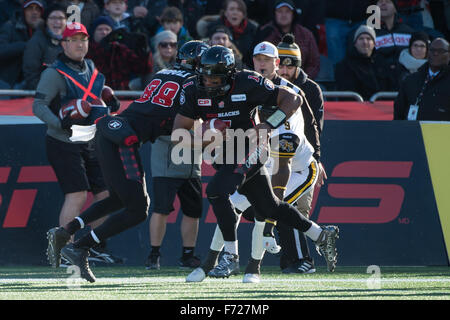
[61,114,88,135]
[106,95,121,113]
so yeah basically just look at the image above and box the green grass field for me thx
[0,266,449,300]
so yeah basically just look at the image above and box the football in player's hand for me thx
[59,99,92,120]
[101,85,115,103]
[90,98,106,107]
[202,118,229,135]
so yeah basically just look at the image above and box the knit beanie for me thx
[408,31,430,54]
[277,33,301,67]
[353,25,376,43]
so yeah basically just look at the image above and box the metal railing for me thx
[0,89,396,103]
[322,91,364,102]
[369,91,398,102]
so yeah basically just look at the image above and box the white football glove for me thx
[263,236,281,254]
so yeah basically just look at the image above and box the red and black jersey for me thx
[178,70,279,130]
[120,68,195,143]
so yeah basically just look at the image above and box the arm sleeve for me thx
[32,68,66,131]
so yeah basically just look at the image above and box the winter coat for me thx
[258,21,320,79]
[23,28,63,89]
[208,17,258,68]
[396,48,427,86]
[0,17,38,86]
[335,45,390,100]
[394,63,450,121]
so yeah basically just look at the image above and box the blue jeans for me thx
[325,18,363,66]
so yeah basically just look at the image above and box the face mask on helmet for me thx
[176,41,210,71]
[196,46,236,98]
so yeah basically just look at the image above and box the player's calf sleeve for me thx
[207,195,239,241]
[201,249,221,273]
[273,201,313,233]
[251,220,266,260]
[210,224,225,252]
[77,195,123,226]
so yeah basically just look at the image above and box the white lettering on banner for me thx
[375,33,411,49]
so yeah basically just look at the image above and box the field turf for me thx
[0,266,449,301]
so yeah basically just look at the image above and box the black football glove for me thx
[106,95,121,113]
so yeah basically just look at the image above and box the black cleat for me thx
[89,247,124,264]
[61,243,96,283]
[46,227,71,268]
[315,225,339,272]
[207,252,239,278]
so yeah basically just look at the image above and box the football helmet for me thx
[176,40,210,71]
[196,45,236,97]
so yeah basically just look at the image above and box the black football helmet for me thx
[176,40,210,71]
[196,45,236,97]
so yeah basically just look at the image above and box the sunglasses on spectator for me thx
[159,42,177,48]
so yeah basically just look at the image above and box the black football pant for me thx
[206,164,312,242]
[77,131,149,243]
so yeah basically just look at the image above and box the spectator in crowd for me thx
[151,30,178,75]
[0,0,44,91]
[396,31,429,85]
[335,25,393,100]
[155,6,193,49]
[207,24,245,69]
[0,0,28,28]
[126,0,168,36]
[102,0,133,30]
[256,0,320,79]
[167,0,207,39]
[207,0,258,67]
[56,0,100,30]
[394,38,450,120]
[246,0,327,54]
[374,0,414,87]
[324,0,372,66]
[23,4,68,90]
[86,15,152,90]
[396,0,424,30]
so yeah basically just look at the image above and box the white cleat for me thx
[263,236,281,254]
[243,273,261,283]
[186,267,206,282]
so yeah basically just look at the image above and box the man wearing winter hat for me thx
[335,24,395,99]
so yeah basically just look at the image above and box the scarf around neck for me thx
[399,49,427,73]
[224,17,248,40]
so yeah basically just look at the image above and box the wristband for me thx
[264,109,287,129]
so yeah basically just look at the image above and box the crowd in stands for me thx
[0,0,449,100]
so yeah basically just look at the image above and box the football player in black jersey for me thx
[174,45,339,280]
[45,40,210,283]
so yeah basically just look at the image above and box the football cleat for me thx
[186,267,207,282]
[315,225,339,272]
[263,235,281,254]
[242,273,261,283]
[207,252,239,278]
[61,243,96,283]
[46,227,71,268]
[296,259,316,274]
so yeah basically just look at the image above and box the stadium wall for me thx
[0,114,449,267]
